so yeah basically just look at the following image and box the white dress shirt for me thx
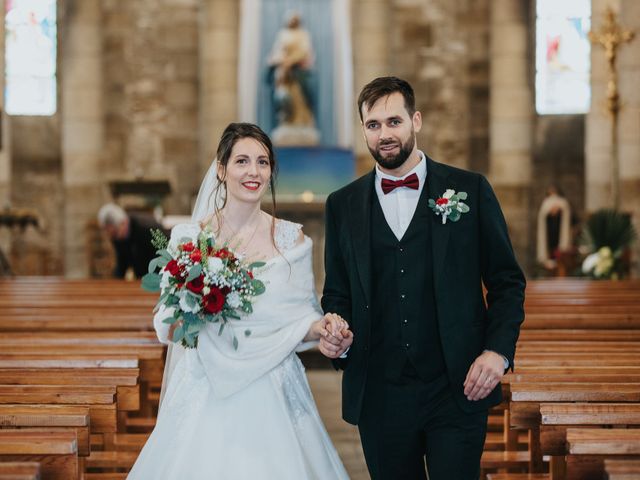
[374,151,428,240]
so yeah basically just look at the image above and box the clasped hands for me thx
[316,313,353,359]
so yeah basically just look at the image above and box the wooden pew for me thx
[0,461,41,479]
[539,403,640,480]
[604,459,640,479]
[565,429,640,480]
[0,431,80,480]
[0,405,90,456]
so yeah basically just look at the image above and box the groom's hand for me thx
[318,313,353,359]
[463,350,505,401]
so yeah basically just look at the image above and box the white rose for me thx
[179,291,201,314]
[160,269,172,289]
[581,252,598,274]
[227,291,242,309]
[207,256,224,274]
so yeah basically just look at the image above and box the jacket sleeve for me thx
[321,194,353,370]
[478,175,526,370]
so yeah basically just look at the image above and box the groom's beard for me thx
[369,133,415,170]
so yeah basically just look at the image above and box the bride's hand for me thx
[318,313,353,359]
[169,320,183,342]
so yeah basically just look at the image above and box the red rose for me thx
[166,259,181,277]
[247,270,254,279]
[203,287,225,314]
[436,198,449,206]
[190,249,202,263]
[186,275,205,294]
[214,248,236,262]
[181,242,195,252]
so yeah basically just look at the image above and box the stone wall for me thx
[10,117,63,275]
[102,0,200,214]
[389,0,491,173]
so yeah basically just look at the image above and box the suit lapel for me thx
[426,157,452,295]
[348,171,375,305]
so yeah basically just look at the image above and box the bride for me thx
[127,123,351,479]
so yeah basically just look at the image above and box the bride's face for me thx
[219,137,272,205]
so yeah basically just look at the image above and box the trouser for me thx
[357,371,488,480]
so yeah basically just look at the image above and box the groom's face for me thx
[361,92,422,171]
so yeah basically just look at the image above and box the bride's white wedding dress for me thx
[127,220,349,480]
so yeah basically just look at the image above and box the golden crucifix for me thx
[589,6,635,210]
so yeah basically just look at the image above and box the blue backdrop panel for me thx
[274,146,355,198]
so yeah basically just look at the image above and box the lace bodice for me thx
[274,219,303,251]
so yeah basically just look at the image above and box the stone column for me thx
[61,0,104,277]
[199,0,239,174]
[586,0,640,276]
[585,0,617,211]
[489,0,533,270]
[617,0,640,276]
[0,0,9,205]
[351,0,391,174]
[0,0,10,259]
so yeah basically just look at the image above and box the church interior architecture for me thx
[0,0,639,479]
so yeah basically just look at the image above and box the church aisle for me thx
[307,370,369,480]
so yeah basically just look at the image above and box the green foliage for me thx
[150,228,168,250]
[581,209,637,253]
[141,272,161,292]
[185,263,202,282]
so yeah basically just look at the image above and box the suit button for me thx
[399,247,404,252]
[403,319,408,324]
[400,294,406,299]
[400,269,405,274]
[405,343,410,349]
[365,305,369,310]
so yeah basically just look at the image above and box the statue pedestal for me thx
[272,125,320,146]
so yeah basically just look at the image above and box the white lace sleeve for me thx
[275,219,303,251]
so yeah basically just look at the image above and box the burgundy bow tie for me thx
[381,173,420,195]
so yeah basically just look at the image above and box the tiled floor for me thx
[307,370,369,480]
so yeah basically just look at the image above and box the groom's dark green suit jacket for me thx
[321,156,526,425]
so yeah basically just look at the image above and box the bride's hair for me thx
[208,122,279,247]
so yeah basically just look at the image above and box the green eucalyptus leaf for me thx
[232,336,239,350]
[458,203,470,213]
[251,279,266,295]
[428,199,436,207]
[185,264,202,283]
[157,249,173,261]
[457,191,468,200]
[141,273,161,292]
[449,210,461,222]
[248,261,266,269]
[172,324,185,343]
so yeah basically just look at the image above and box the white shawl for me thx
[154,223,321,400]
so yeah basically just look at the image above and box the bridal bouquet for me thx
[142,227,266,349]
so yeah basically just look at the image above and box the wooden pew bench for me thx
[564,429,640,480]
[0,430,80,480]
[0,461,40,480]
[0,385,117,433]
[604,458,640,479]
[0,405,90,456]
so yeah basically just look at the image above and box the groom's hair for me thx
[357,76,416,121]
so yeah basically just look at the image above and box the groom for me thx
[320,76,526,480]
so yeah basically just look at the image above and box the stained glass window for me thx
[536,0,591,114]
[5,0,57,116]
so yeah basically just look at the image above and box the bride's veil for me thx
[158,158,225,410]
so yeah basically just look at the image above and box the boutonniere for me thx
[428,189,470,224]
